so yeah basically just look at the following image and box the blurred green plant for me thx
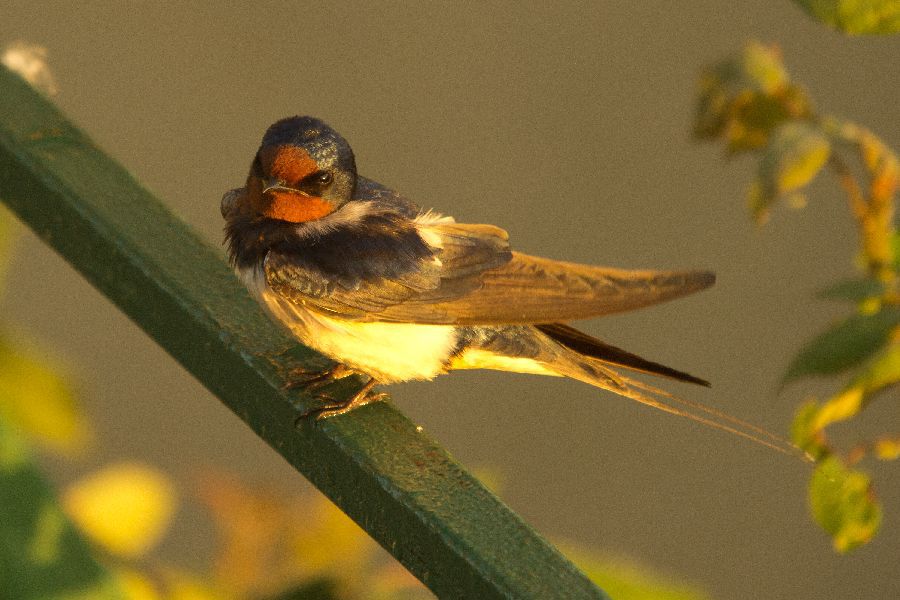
[694,41,897,552]
[0,211,83,432]
[0,418,122,600]
[792,0,900,34]
[0,207,709,599]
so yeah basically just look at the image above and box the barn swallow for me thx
[222,116,794,453]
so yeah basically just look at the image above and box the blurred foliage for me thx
[561,544,711,600]
[0,418,123,599]
[783,308,900,382]
[809,456,882,552]
[63,463,177,559]
[792,0,900,34]
[0,332,91,455]
[0,210,709,599]
[0,207,92,458]
[695,41,898,552]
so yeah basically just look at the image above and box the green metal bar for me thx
[0,66,608,599]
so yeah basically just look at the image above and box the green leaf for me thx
[793,0,900,34]
[846,339,900,393]
[890,231,900,270]
[783,307,900,383]
[812,340,900,429]
[0,417,123,599]
[791,400,830,460]
[750,122,831,222]
[809,457,881,553]
[817,278,885,301]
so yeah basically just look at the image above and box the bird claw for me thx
[283,363,355,391]
[294,379,386,424]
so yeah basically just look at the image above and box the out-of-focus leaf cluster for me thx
[695,42,898,553]
[809,457,882,553]
[0,334,91,455]
[0,207,91,459]
[0,420,122,600]
[695,42,813,157]
[792,0,900,34]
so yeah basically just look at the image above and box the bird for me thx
[222,115,793,454]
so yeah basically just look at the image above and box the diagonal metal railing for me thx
[0,65,608,599]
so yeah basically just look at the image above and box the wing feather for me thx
[398,252,715,324]
[265,219,715,325]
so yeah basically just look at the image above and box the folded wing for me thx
[265,219,715,325]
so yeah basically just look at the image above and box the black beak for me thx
[262,177,306,196]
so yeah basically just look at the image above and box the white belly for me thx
[241,268,457,382]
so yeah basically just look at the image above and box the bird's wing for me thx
[265,220,715,325]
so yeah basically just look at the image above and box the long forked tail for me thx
[555,355,810,462]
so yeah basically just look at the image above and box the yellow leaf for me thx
[874,437,900,460]
[63,463,176,558]
[741,41,788,94]
[812,387,864,430]
[786,193,808,210]
[815,341,900,431]
[859,297,882,315]
[114,568,162,600]
[793,0,900,34]
[771,122,831,194]
[559,542,711,600]
[0,333,91,455]
[288,493,374,578]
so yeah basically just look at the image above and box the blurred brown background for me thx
[1,2,898,598]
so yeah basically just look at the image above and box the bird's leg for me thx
[299,377,388,421]
[283,363,356,391]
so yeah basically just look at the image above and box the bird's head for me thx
[224,116,357,223]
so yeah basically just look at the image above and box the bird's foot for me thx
[296,378,386,422]
[283,363,356,391]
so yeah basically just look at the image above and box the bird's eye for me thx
[315,171,333,185]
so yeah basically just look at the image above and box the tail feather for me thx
[463,324,809,461]
[617,375,807,460]
[548,351,808,461]
[536,322,709,386]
